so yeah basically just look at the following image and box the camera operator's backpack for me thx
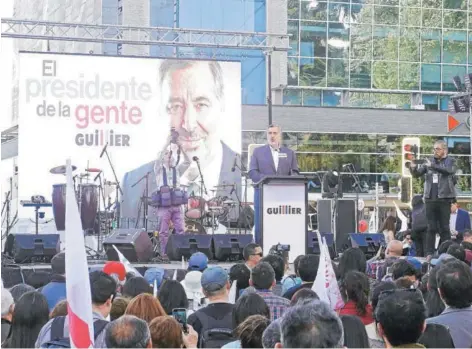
[40,316,108,348]
[195,311,235,348]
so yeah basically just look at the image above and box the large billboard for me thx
[17,52,241,229]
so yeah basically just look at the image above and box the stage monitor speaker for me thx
[306,231,336,259]
[349,233,385,259]
[317,199,333,234]
[166,235,213,261]
[6,234,60,264]
[213,234,253,262]
[103,229,153,262]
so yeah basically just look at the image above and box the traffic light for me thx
[402,137,420,177]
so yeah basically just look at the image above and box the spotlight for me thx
[322,170,343,198]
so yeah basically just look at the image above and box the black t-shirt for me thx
[187,302,235,343]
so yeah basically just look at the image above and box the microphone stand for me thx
[102,147,123,228]
[234,158,250,234]
[344,164,362,232]
[194,159,207,229]
[131,171,151,232]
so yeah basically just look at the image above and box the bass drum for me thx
[78,184,98,232]
[183,219,207,235]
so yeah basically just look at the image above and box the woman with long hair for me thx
[158,280,189,315]
[2,291,49,348]
[338,271,373,325]
[125,293,167,324]
[380,216,396,244]
[337,248,367,281]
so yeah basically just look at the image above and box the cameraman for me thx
[410,140,456,258]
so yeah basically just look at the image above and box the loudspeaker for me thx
[103,229,153,262]
[317,199,333,234]
[6,234,60,264]
[213,234,253,261]
[306,231,336,259]
[349,233,385,259]
[166,235,213,261]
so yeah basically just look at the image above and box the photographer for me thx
[410,140,456,258]
[365,240,403,281]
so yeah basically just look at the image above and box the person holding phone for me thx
[149,315,198,348]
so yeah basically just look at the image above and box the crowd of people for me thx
[1,237,472,348]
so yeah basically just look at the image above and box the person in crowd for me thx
[262,318,281,349]
[402,230,417,257]
[427,260,472,348]
[281,255,303,295]
[249,261,290,321]
[390,259,419,285]
[450,199,470,241]
[188,252,209,272]
[411,194,428,257]
[290,288,319,306]
[261,255,285,296]
[337,247,367,281]
[395,277,415,289]
[143,267,165,294]
[105,315,152,348]
[418,323,455,348]
[222,292,271,348]
[243,243,263,270]
[149,316,198,349]
[50,299,68,318]
[187,266,234,344]
[380,216,396,244]
[234,315,270,349]
[366,281,397,348]
[229,263,251,301]
[122,276,153,298]
[446,244,467,264]
[424,266,445,318]
[180,271,204,310]
[430,252,456,267]
[1,288,14,343]
[41,252,67,311]
[3,291,49,348]
[275,300,343,348]
[125,293,167,324]
[410,139,457,258]
[158,279,189,315]
[282,254,319,299]
[338,271,374,325]
[366,240,403,280]
[26,271,51,290]
[438,240,455,255]
[340,315,370,348]
[35,271,116,348]
[103,261,127,286]
[9,283,35,302]
[110,297,130,321]
[375,288,426,348]
[461,230,472,250]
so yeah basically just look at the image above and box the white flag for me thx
[112,245,143,277]
[394,202,408,232]
[153,279,158,297]
[228,280,238,304]
[65,159,94,348]
[173,269,178,280]
[368,211,376,233]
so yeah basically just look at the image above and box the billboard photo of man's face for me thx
[160,61,224,162]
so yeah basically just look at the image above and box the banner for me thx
[17,53,242,226]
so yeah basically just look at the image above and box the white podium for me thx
[256,176,308,263]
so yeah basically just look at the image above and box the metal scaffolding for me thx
[1,18,290,51]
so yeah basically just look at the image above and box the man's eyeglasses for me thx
[252,252,263,257]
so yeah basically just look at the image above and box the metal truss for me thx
[1,125,18,144]
[1,18,290,51]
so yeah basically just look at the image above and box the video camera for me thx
[269,243,290,260]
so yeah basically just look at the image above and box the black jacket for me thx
[410,156,456,200]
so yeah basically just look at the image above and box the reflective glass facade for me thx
[286,0,472,109]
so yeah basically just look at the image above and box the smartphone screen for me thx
[172,308,188,333]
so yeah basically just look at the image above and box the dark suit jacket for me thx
[454,208,471,233]
[410,156,456,200]
[248,145,299,184]
[120,142,241,226]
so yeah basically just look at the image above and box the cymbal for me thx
[50,165,77,174]
[223,200,236,205]
[213,184,233,188]
[85,168,101,173]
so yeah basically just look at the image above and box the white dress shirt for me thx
[450,211,457,232]
[155,165,180,188]
[270,146,279,171]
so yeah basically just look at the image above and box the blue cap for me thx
[201,266,228,292]
[406,257,422,271]
[144,267,165,288]
[431,253,455,266]
[188,252,208,272]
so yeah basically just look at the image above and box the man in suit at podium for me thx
[249,124,299,244]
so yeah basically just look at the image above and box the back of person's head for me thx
[425,266,445,317]
[243,243,261,261]
[105,315,151,348]
[293,255,303,276]
[89,271,117,306]
[250,262,275,290]
[438,240,455,255]
[371,282,397,312]
[437,259,472,308]
[122,276,153,298]
[340,270,370,316]
[125,293,166,323]
[50,299,68,318]
[110,297,130,321]
[26,270,51,289]
[229,263,251,300]
[262,318,281,348]
[418,323,455,348]
[149,316,183,348]
[261,255,285,283]
[201,266,230,298]
[338,248,367,280]
[386,240,403,256]
[235,315,270,348]
[278,300,343,348]
[290,288,319,306]
[9,283,35,302]
[446,244,466,262]
[1,288,14,317]
[188,252,209,272]
[391,259,417,280]
[233,292,270,329]
[6,291,50,348]
[157,279,189,315]
[395,277,415,289]
[297,254,319,282]
[51,252,66,275]
[340,315,370,348]
[375,289,426,347]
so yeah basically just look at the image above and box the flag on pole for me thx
[173,269,178,280]
[394,201,408,232]
[112,245,143,277]
[153,279,158,297]
[312,232,344,310]
[228,280,238,304]
[65,159,95,348]
[368,211,377,233]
